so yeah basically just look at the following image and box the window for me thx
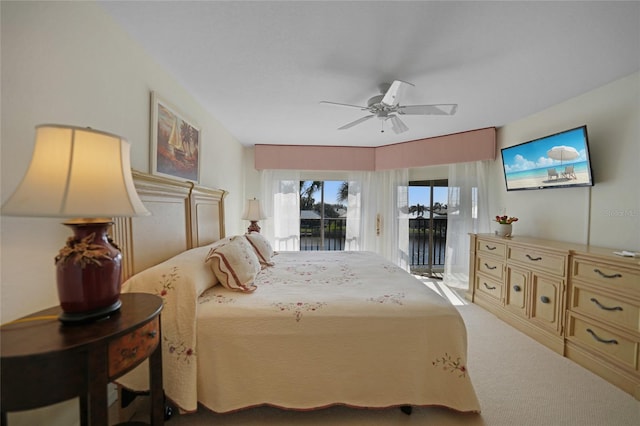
[299,180,347,250]
[409,179,448,276]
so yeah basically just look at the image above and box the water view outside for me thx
[408,182,448,273]
[300,181,346,251]
[299,219,446,265]
[298,181,448,271]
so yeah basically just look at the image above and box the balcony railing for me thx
[410,217,447,274]
[300,218,346,250]
[299,217,448,270]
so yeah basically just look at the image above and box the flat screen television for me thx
[500,125,594,191]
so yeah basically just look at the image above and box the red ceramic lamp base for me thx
[55,220,123,324]
[247,221,261,233]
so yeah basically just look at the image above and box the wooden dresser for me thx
[565,246,640,399]
[469,234,640,399]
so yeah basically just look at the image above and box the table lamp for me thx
[1,124,150,324]
[241,198,267,233]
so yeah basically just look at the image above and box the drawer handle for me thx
[485,245,497,251]
[540,296,550,304]
[484,263,497,270]
[120,347,138,359]
[586,328,618,345]
[590,298,623,312]
[525,254,542,261]
[148,330,158,338]
[483,283,496,290]
[513,285,522,292]
[593,268,622,279]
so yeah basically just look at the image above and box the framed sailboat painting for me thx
[150,91,200,183]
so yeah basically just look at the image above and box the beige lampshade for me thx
[241,198,267,221]
[1,124,150,218]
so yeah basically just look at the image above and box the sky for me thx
[313,180,448,207]
[409,185,448,207]
[322,180,342,204]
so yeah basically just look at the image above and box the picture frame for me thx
[150,91,200,183]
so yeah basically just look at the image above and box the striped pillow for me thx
[244,232,275,266]
[205,236,260,293]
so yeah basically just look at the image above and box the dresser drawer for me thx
[477,238,506,258]
[572,258,640,294]
[505,266,528,316]
[108,317,160,378]
[476,255,505,281]
[567,314,639,371]
[570,284,640,333]
[507,246,566,276]
[475,275,503,301]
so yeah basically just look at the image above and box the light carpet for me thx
[128,282,639,426]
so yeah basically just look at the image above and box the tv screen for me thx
[500,125,594,191]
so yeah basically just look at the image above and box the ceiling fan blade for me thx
[389,115,409,134]
[397,104,458,116]
[381,80,414,107]
[338,115,374,130]
[320,101,368,110]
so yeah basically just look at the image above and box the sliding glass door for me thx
[409,179,448,277]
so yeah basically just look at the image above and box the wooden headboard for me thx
[112,170,226,281]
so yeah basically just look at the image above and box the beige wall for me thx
[490,72,639,250]
[0,3,244,421]
[0,5,247,419]
[1,1,245,322]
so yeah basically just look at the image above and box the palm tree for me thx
[337,181,348,203]
[410,203,426,218]
[431,202,448,215]
[300,181,322,210]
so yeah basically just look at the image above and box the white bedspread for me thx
[118,250,480,414]
[196,251,480,413]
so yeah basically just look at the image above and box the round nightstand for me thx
[1,293,164,426]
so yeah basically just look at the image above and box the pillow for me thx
[205,236,261,293]
[123,244,219,299]
[244,232,276,266]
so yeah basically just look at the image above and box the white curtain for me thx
[444,161,491,288]
[260,169,301,251]
[375,169,410,270]
[345,169,409,269]
[261,168,408,269]
[345,171,376,252]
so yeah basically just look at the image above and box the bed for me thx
[114,172,481,415]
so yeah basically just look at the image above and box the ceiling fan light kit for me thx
[321,80,458,134]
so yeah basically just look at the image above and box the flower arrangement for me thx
[495,215,518,224]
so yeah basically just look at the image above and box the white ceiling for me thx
[98,1,639,148]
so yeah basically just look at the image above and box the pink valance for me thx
[255,127,496,170]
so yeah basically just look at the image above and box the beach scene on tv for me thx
[501,127,593,191]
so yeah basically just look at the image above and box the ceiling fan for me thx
[320,80,457,134]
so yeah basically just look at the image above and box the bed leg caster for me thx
[164,403,174,420]
[164,394,174,421]
[400,405,413,415]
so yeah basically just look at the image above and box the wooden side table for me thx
[1,293,164,426]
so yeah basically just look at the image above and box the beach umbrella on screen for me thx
[547,145,579,165]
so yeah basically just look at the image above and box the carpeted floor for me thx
[126,282,639,426]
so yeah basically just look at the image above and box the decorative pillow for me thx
[205,236,261,293]
[244,232,276,266]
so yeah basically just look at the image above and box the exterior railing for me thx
[409,217,447,271]
[300,218,346,250]
[299,217,448,269]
